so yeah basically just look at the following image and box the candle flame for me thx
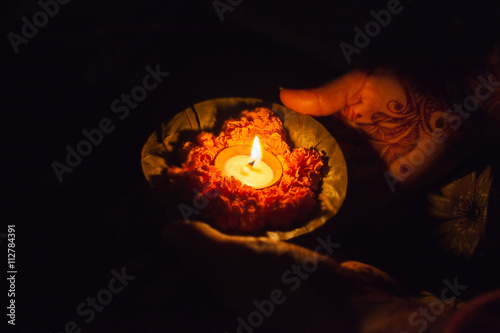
[249,136,262,166]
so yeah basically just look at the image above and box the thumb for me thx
[280,69,369,116]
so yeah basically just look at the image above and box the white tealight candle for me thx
[222,155,274,188]
[215,136,283,189]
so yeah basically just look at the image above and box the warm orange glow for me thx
[249,136,262,166]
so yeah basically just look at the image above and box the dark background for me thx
[2,0,500,332]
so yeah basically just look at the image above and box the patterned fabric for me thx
[429,166,493,259]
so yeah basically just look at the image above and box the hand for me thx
[280,68,463,189]
[163,221,454,333]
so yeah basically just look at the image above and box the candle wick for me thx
[248,160,255,167]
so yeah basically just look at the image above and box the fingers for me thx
[163,221,340,316]
[162,222,426,332]
[280,69,369,116]
[163,221,335,272]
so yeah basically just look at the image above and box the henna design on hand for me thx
[343,83,450,167]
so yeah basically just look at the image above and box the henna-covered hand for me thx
[280,68,459,188]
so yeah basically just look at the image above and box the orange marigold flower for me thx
[167,108,325,232]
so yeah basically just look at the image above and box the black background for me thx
[2,0,500,332]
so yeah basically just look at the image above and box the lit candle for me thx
[215,136,282,189]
